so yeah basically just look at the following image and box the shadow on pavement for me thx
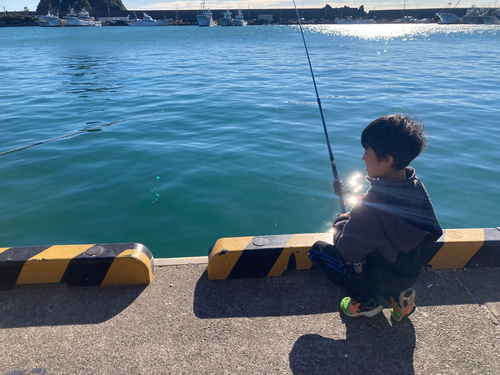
[289,313,416,374]
[194,269,340,319]
[0,283,147,329]
[194,267,500,319]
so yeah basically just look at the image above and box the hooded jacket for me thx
[335,167,442,264]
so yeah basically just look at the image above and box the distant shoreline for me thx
[0,6,479,27]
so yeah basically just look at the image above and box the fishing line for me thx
[292,0,347,213]
[273,91,281,228]
[0,111,164,157]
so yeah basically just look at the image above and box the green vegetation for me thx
[35,0,127,13]
[0,13,38,26]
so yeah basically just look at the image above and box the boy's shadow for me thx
[289,312,416,374]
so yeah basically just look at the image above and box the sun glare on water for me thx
[304,23,477,41]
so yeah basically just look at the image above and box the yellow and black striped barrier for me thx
[208,228,500,280]
[0,243,153,290]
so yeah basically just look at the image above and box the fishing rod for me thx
[292,0,347,214]
[0,111,164,157]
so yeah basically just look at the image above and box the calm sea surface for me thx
[1,24,499,258]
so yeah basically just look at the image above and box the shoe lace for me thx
[349,302,360,314]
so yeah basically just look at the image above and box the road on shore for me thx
[1,264,500,374]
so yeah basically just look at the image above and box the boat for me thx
[64,7,100,26]
[414,18,432,23]
[128,12,172,26]
[196,1,215,27]
[336,17,371,24]
[37,7,62,27]
[35,19,49,27]
[436,11,459,23]
[63,7,78,25]
[397,0,414,23]
[463,6,482,24]
[108,18,130,26]
[397,15,415,22]
[436,1,465,24]
[233,9,247,26]
[220,9,233,26]
[64,8,101,26]
[480,8,500,24]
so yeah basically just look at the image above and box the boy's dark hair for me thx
[361,113,427,171]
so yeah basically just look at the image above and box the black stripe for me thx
[227,235,293,279]
[0,246,52,290]
[465,228,500,268]
[422,236,446,267]
[134,243,154,271]
[135,243,153,260]
[0,263,25,290]
[0,246,51,262]
[60,244,132,287]
[287,252,297,271]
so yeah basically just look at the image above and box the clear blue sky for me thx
[1,0,474,12]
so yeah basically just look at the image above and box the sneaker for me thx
[340,297,383,318]
[390,288,416,322]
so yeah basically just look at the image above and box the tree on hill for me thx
[94,0,126,11]
[36,0,126,13]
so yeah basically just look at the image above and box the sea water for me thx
[0,24,499,258]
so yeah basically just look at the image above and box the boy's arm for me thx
[334,204,381,263]
[333,212,350,244]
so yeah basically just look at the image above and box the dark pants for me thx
[309,240,422,304]
[309,240,374,304]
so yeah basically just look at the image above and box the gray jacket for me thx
[335,167,442,264]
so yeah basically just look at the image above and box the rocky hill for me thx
[35,0,126,13]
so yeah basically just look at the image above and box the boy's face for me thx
[362,147,395,179]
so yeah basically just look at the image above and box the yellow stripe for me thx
[208,237,253,280]
[16,245,94,285]
[101,248,153,286]
[0,247,9,255]
[429,229,484,269]
[267,233,332,277]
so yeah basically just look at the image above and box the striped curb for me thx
[207,228,500,280]
[0,243,153,290]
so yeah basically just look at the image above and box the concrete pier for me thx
[1,261,500,374]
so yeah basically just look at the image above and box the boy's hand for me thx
[332,212,350,245]
[334,212,350,225]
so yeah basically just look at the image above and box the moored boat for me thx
[436,1,465,24]
[38,8,62,27]
[197,1,215,26]
[64,7,100,26]
[220,9,233,26]
[436,12,459,24]
[463,6,482,24]
[63,7,79,25]
[128,13,172,26]
[35,19,49,27]
[480,8,500,24]
[233,9,247,26]
[397,15,415,22]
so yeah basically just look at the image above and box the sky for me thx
[1,0,477,12]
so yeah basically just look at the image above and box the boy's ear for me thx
[384,154,395,169]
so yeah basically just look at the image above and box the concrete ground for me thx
[1,264,500,374]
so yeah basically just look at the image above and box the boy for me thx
[309,114,442,321]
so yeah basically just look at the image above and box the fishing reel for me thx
[334,172,366,206]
